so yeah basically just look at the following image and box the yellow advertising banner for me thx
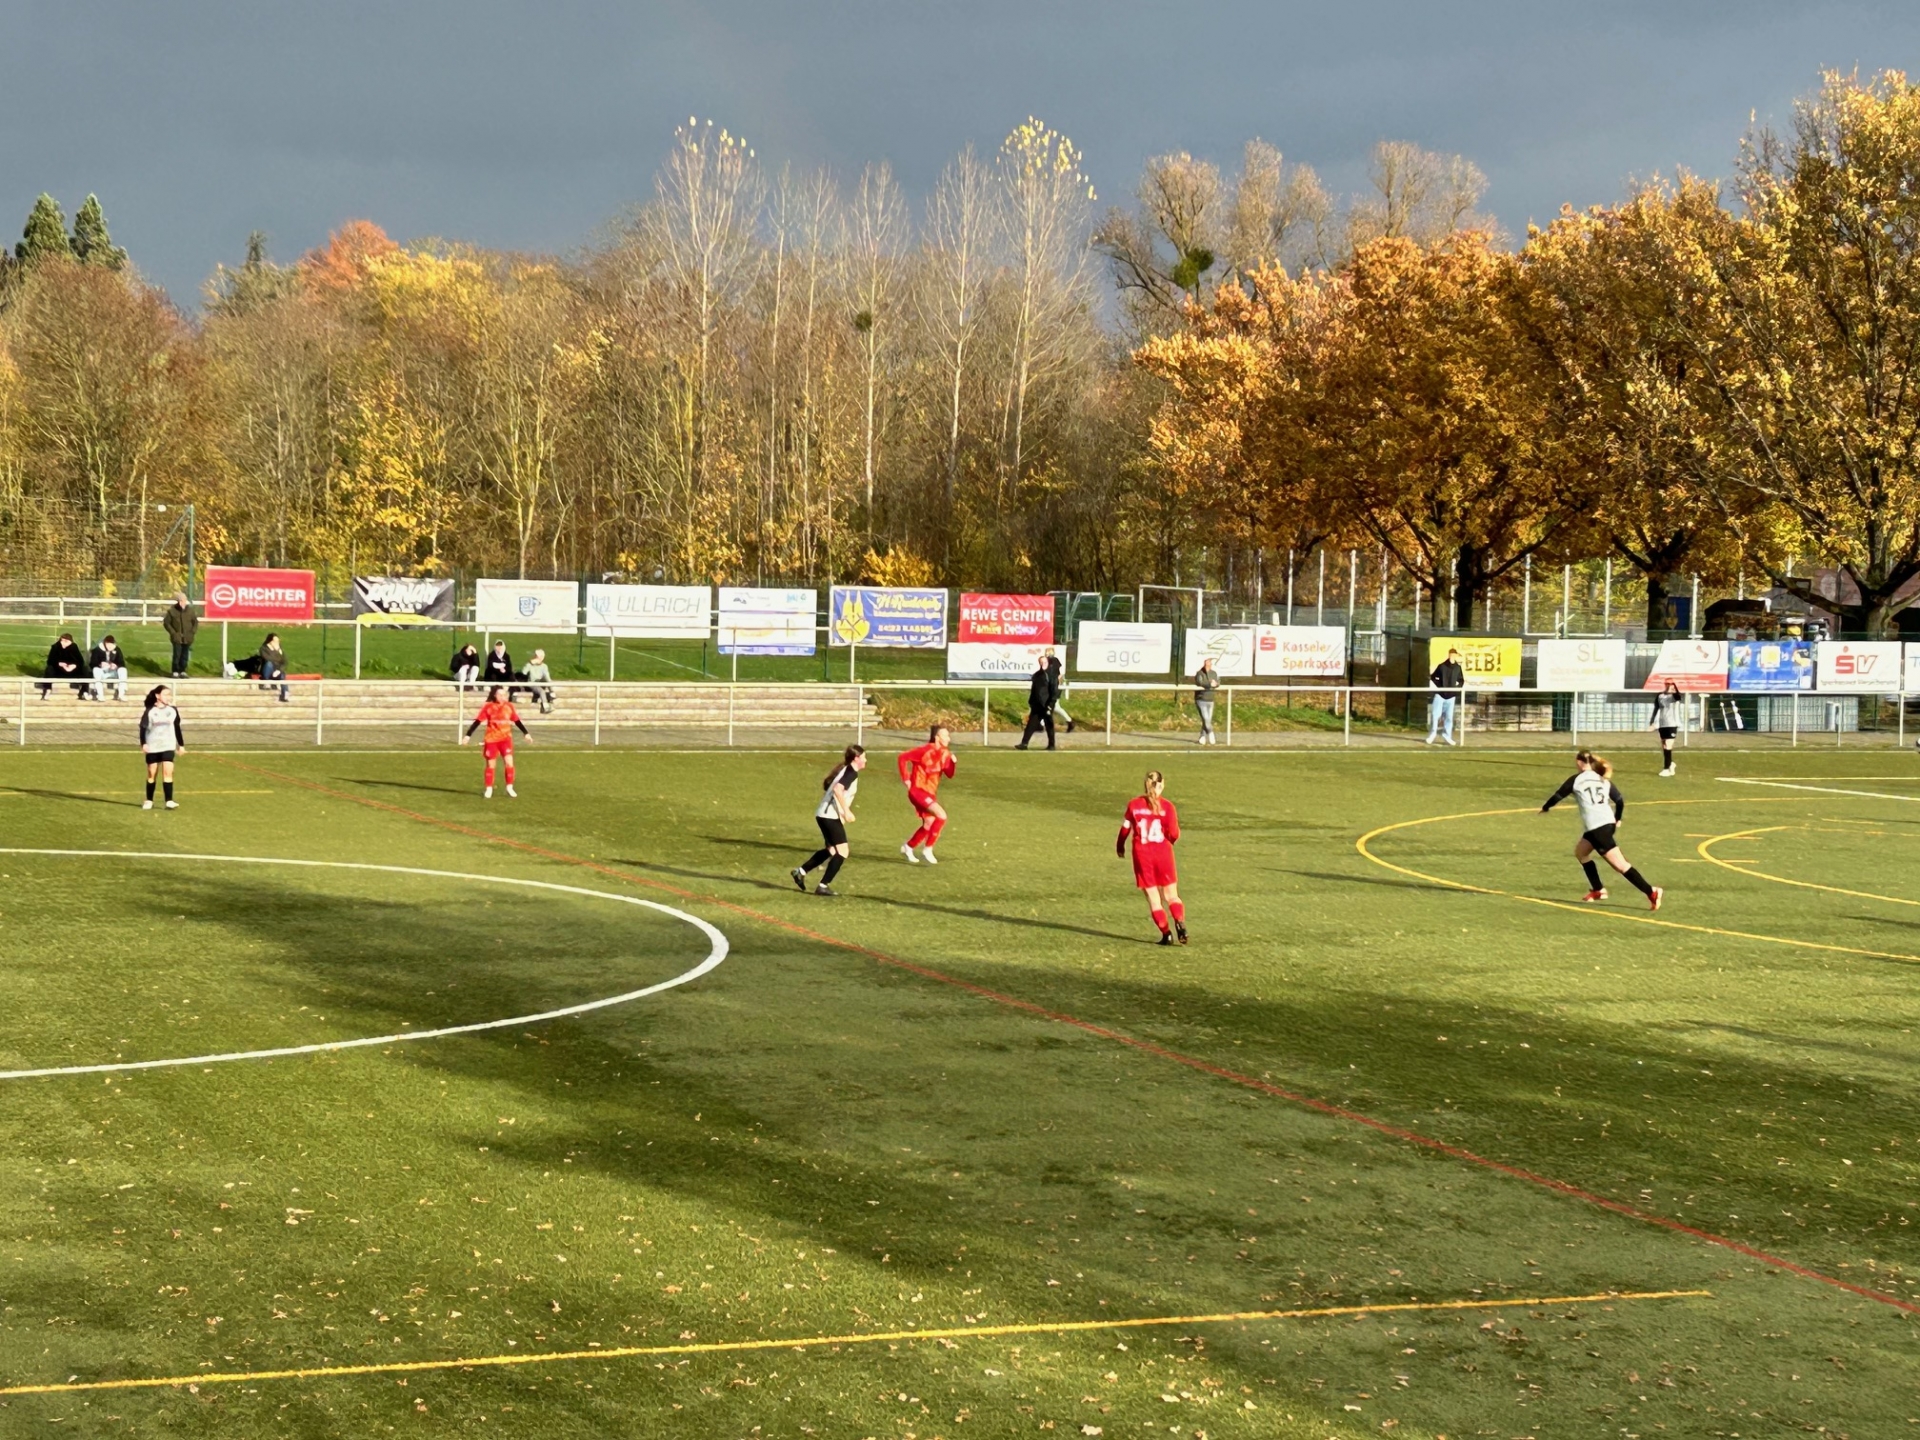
[1428,636,1522,691]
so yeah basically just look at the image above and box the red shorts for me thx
[908,787,939,816]
[1132,850,1177,890]
[483,739,514,761]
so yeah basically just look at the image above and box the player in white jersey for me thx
[138,684,186,810]
[792,744,866,896]
[1540,750,1662,910]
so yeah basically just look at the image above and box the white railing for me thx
[1,677,1905,748]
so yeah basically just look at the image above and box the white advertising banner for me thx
[1184,628,1256,677]
[474,578,579,633]
[1075,621,1173,674]
[717,587,817,656]
[1536,637,1628,691]
[584,584,711,639]
[1816,639,1903,693]
[947,642,1059,680]
[1252,624,1347,678]
[1906,643,1920,695]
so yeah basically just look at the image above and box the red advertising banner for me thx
[203,566,316,622]
[956,593,1054,644]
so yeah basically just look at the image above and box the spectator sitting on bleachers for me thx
[223,654,266,679]
[88,634,129,702]
[482,639,514,686]
[451,643,480,684]
[257,632,290,703]
[38,632,88,699]
[519,648,554,713]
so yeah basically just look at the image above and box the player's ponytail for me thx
[143,685,167,711]
[1591,754,1613,778]
[824,744,865,791]
[1144,769,1165,814]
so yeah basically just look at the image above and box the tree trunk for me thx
[1643,570,1674,634]
[1452,543,1481,630]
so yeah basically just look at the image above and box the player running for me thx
[898,724,957,864]
[792,744,866,897]
[460,684,529,798]
[1118,770,1187,945]
[1540,749,1662,910]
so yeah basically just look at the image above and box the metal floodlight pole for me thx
[1562,564,1572,636]
[1691,575,1701,639]
[1285,550,1295,624]
[1316,550,1325,626]
[1603,558,1613,634]
[1523,553,1532,635]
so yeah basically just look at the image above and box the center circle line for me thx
[0,847,729,1081]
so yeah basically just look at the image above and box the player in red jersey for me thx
[897,723,957,864]
[1117,770,1186,945]
[460,684,530,798]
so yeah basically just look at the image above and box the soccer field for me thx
[0,744,1913,1437]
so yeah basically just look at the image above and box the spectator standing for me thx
[482,640,514,686]
[1426,647,1465,745]
[521,648,554,713]
[451,643,481,685]
[88,634,128,702]
[39,632,89,699]
[1193,656,1221,745]
[257,632,290,703]
[163,593,199,677]
[1015,657,1055,750]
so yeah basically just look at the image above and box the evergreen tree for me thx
[70,194,127,269]
[15,194,71,266]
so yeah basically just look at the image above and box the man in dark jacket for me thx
[1045,647,1074,733]
[482,640,514,686]
[39,632,88,699]
[1426,647,1465,745]
[88,634,128,701]
[163,593,199,677]
[1015,658,1055,750]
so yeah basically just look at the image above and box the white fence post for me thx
[1226,686,1233,747]
[982,686,989,747]
[315,682,325,745]
[16,678,24,746]
[1343,688,1351,746]
[1105,687,1113,747]
[856,684,865,746]
[727,683,735,747]
[354,622,362,679]
[593,685,602,747]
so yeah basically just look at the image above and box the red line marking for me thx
[211,755,1920,1318]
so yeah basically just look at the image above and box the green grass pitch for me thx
[0,742,1913,1437]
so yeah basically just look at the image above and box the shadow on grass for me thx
[0,786,137,808]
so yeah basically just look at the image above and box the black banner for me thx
[352,575,456,627]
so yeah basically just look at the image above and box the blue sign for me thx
[1727,639,1813,692]
[828,587,948,648]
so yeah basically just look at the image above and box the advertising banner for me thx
[474,578,578,633]
[1643,638,1727,692]
[203,566,315,623]
[827,587,948,647]
[351,575,454,627]
[1075,621,1173,674]
[956,593,1054,644]
[947,643,1059,680]
[1253,625,1347,678]
[1727,638,1813,692]
[1536,637,1628,691]
[584,584,711,639]
[1906,643,1920,695]
[1815,639,1903,693]
[1427,636,1522,690]
[717,587,817,656]
[1184,628,1256,678]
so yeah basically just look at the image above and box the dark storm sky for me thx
[3,1,1915,306]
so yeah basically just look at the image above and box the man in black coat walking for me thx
[1015,658,1055,750]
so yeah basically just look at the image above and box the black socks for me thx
[1582,859,1603,890]
[145,779,156,800]
[822,855,845,884]
[800,848,831,874]
[163,781,174,802]
[1622,866,1655,897]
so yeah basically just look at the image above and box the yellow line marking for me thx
[1696,827,1920,907]
[1354,800,1920,965]
[0,1290,1710,1397]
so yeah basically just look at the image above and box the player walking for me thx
[139,684,185,810]
[1540,750,1662,910]
[792,744,866,896]
[898,724,956,863]
[1648,680,1682,776]
[1118,770,1187,944]
[460,684,529,798]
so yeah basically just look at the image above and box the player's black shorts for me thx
[1582,824,1618,854]
[1657,726,1677,742]
[145,750,176,765]
[816,815,848,848]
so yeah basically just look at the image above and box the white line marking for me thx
[1716,777,1920,804]
[0,849,728,1080]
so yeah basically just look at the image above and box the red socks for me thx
[1151,908,1169,935]
[908,817,947,850]
[504,761,515,785]
[907,824,930,849]
[484,760,496,786]
[1169,901,1185,923]
[926,816,946,846]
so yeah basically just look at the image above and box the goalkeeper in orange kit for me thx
[461,684,530,798]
